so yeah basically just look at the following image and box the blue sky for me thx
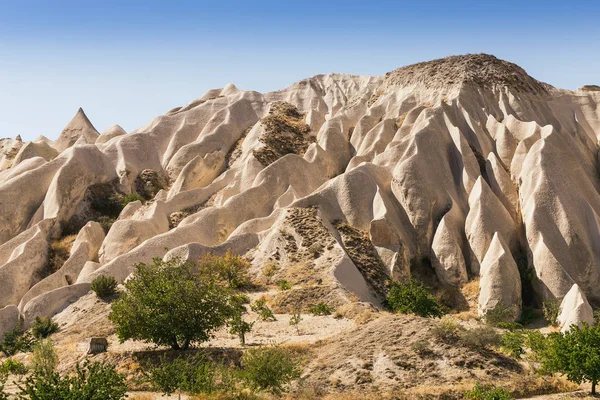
[1,1,599,141]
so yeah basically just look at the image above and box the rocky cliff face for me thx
[1,54,600,336]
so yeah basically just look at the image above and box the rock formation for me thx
[1,53,600,329]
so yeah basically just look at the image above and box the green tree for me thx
[386,278,444,318]
[109,257,231,350]
[536,323,600,394]
[228,295,254,345]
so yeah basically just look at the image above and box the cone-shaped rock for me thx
[557,284,594,332]
[55,108,100,151]
[478,233,522,321]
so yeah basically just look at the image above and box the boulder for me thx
[0,305,20,341]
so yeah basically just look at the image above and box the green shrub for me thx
[495,322,523,331]
[411,339,433,356]
[241,346,301,395]
[201,251,251,289]
[17,360,127,400]
[121,193,145,207]
[262,263,279,278]
[543,299,561,326]
[386,279,444,318]
[91,275,118,299]
[431,318,461,343]
[458,326,501,350]
[145,353,217,396]
[485,303,517,326]
[278,280,291,291]
[518,307,539,325]
[307,243,323,257]
[32,317,60,339]
[251,298,276,322]
[109,257,231,350]
[308,302,334,316]
[501,331,526,358]
[0,358,28,376]
[0,327,34,356]
[464,382,513,400]
[31,339,58,375]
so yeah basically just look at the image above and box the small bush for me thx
[386,279,444,318]
[278,280,291,291]
[485,303,517,326]
[307,243,323,257]
[17,360,127,400]
[145,353,217,396]
[289,308,302,335]
[411,339,433,356]
[495,322,523,331]
[432,318,461,343]
[122,193,145,207]
[308,302,334,316]
[262,263,279,278]
[543,299,561,326]
[32,317,60,339]
[458,326,502,350]
[518,307,539,325]
[241,346,301,395]
[501,331,526,358]
[91,275,118,299]
[251,298,276,322]
[31,339,58,375]
[0,358,28,376]
[464,382,513,400]
[201,251,251,289]
[0,327,34,356]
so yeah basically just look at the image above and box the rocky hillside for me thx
[1,53,600,341]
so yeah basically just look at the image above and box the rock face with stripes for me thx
[1,53,600,327]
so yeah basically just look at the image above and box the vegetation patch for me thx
[334,221,389,299]
[253,102,314,166]
[133,169,167,200]
[38,234,76,280]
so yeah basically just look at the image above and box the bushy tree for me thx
[386,279,444,318]
[240,346,301,395]
[109,257,231,350]
[536,323,600,394]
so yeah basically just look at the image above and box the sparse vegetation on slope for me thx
[253,102,314,166]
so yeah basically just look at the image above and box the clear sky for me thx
[1,0,599,141]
